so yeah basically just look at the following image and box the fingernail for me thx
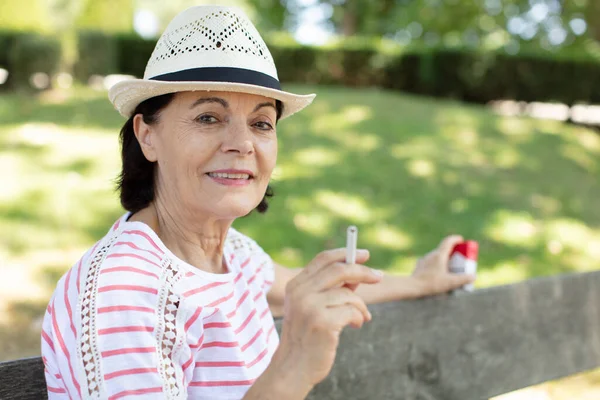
[371,268,383,277]
[357,249,368,255]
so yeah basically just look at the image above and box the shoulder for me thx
[226,227,263,254]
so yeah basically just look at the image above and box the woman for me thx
[41,5,474,399]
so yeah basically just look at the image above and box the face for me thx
[134,91,278,220]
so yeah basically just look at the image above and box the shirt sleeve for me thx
[227,228,275,294]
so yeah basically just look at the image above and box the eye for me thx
[195,114,219,124]
[253,121,274,131]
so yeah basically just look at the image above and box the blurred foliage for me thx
[73,32,119,81]
[75,0,134,32]
[314,0,599,49]
[5,34,61,89]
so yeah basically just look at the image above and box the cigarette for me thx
[346,225,358,264]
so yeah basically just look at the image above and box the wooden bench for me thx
[1,270,599,399]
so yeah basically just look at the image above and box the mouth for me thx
[205,169,254,181]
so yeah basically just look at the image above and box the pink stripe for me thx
[253,291,262,302]
[48,386,67,394]
[98,285,158,294]
[106,253,161,269]
[241,257,251,268]
[182,355,194,371]
[101,346,155,358]
[46,304,52,315]
[264,279,273,286]
[41,329,55,353]
[247,267,263,285]
[105,367,157,381]
[185,307,202,332]
[190,379,255,387]
[114,241,162,261]
[100,266,159,279]
[51,299,81,397]
[98,326,154,335]
[234,272,243,283]
[122,229,164,254]
[235,290,250,309]
[112,218,121,231]
[266,324,276,343]
[234,309,257,335]
[226,308,237,319]
[241,328,263,352]
[229,253,235,263]
[64,269,77,338]
[246,347,269,368]
[207,291,235,307]
[190,333,205,349]
[202,340,239,349]
[204,321,231,329]
[75,258,83,295]
[185,271,195,277]
[98,305,154,314]
[183,280,227,297]
[109,386,162,400]
[260,307,270,320]
[195,360,245,367]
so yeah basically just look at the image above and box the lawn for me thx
[1,84,599,396]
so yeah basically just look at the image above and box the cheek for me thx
[257,138,278,174]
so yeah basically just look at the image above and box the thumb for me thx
[437,235,464,259]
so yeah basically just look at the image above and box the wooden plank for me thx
[1,271,599,399]
[0,357,46,399]
[302,270,600,400]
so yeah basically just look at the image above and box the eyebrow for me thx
[253,102,277,114]
[189,97,276,115]
[189,97,229,109]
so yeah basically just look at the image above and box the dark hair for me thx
[117,93,283,215]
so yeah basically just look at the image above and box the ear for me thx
[133,114,158,162]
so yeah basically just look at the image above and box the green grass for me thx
[1,84,599,288]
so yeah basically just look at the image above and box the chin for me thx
[212,199,260,219]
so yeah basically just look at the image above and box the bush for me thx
[74,31,118,82]
[0,31,23,89]
[114,34,156,77]
[8,34,61,89]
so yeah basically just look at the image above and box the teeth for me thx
[208,172,250,179]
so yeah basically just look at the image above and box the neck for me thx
[130,201,233,274]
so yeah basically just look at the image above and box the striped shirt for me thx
[41,213,278,399]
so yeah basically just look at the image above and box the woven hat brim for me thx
[108,79,316,120]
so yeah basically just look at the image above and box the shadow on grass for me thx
[0,89,122,131]
[236,85,600,279]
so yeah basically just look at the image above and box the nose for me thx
[220,121,254,156]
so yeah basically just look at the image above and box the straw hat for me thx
[109,5,316,120]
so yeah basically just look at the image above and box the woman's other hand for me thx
[411,235,476,296]
[268,248,383,395]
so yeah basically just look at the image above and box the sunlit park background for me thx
[1,0,600,397]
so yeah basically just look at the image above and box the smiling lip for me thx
[206,169,254,187]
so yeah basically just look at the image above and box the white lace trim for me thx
[76,232,118,399]
[155,258,186,399]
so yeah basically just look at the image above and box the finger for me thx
[441,273,476,292]
[437,235,464,259]
[311,262,383,291]
[318,287,371,321]
[307,248,370,275]
[325,304,367,330]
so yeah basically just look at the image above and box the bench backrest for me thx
[1,270,599,399]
